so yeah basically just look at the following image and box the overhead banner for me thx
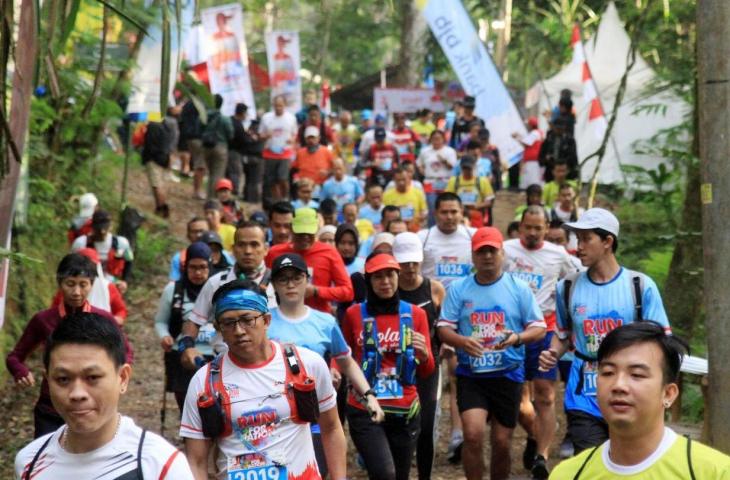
[126,0,195,118]
[201,4,256,116]
[265,31,302,113]
[373,88,445,116]
[422,0,526,166]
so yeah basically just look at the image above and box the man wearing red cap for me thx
[512,116,544,190]
[438,227,546,480]
[214,178,243,224]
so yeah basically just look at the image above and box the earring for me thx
[664,401,671,408]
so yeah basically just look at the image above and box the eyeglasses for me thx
[273,273,307,287]
[218,314,264,331]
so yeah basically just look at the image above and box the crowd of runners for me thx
[8,91,730,479]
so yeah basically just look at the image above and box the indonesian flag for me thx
[320,80,331,114]
[571,25,608,139]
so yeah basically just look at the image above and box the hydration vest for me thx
[87,235,127,278]
[360,301,418,387]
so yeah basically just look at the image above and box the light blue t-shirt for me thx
[320,176,364,210]
[267,306,351,360]
[439,274,544,383]
[452,157,493,178]
[359,204,383,227]
[345,257,365,276]
[291,199,320,210]
[169,250,234,281]
[556,267,669,418]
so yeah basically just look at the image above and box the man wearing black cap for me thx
[450,96,485,149]
[71,210,134,294]
[361,126,400,189]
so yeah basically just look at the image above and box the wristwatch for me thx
[513,332,523,347]
[363,389,376,398]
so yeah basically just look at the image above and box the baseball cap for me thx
[250,211,268,226]
[463,95,476,108]
[374,127,386,139]
[79,193,98,218]
[215,178,234,191]
[365,253,401,274]
[460,155,476,168]
[361,109,373,121]
[304,125,320,138]
[91,210,112,228]
[472,227,503,251]
[371,232,395,250]
[563,208,620,237]
[292,207,319,235]
[393,232,423,264]
[527,116,539,128]
[200,230,223,248]
[272,253,309,278]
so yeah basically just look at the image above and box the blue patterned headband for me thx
[214,288,268,319]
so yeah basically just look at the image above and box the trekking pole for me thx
[160,353,168,438]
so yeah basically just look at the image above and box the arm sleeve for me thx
[317,254,354,303]
[437,285,460,329]
[108,283,128,320]
[5,315,42,379]
[414,307,435,377]
[155,283,175,339]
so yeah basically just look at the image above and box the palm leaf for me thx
[92,0,148,38]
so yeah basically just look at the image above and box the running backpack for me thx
[201,112,221,148]
[360,301,418,387]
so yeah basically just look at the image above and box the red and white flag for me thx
[320,80,331,114]
[571,24,608,139]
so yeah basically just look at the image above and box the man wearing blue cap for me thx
[539,208,670,455]
[181,280,347,480]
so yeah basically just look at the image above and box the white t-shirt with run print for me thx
[417,145,458,191]
[15,415,193,479]
[418,225,476,287]
[180,341,336,480]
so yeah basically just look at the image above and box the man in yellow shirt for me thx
[446,155,495,226]
[204,199,236,251]
[383,166,427,232]
[550,322,730,479]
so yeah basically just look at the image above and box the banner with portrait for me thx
[265,31,302,113]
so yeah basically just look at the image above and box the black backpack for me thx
[202,112,221,148]
[141,121,171,167]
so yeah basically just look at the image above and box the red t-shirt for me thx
[342,302,435,413]
[266,241,353,312]
[292,146,335,185]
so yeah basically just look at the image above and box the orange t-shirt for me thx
[293,146,334,185]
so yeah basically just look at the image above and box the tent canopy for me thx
[526,2,689,184]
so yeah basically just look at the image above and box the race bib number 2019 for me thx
[228,465,287,480]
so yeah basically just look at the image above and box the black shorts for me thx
[566,410,608,453]
[456,375,523,428]
[264,158,291,182]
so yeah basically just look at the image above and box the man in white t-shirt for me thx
[15,312,193,479]
[181,281,346,480]
[503,205,578,479]
[259,95,298,206]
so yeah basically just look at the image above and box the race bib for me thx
[373,376,404,400]
[582,361,598,397]
[228,455,287,480]
[396,144,408,155]
[435,261,470,277]
[459,191,478,206]
[197,324,216,345]
[511,271,544,292]
[380,158,393,171]
[469,350,506,373]
[400,205,415,221]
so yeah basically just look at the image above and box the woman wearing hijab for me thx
[155,241,214,410]
[342,253,435,480]
[335,223,364,275]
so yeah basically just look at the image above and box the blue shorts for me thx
[525,331,558,381]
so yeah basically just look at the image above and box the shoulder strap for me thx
[23,434,55,479]
[260,269,272,289]
[360,302,380,383]
[137,428,147,480]
[562,274,577,334]
[112,235,119,251]
[629,272,644,321]
[573,445,600,480]
[686,435,696,480]
[169,281,186,338]
[422,227,432,249]
[454,174,461,191]
[283,343,307,378]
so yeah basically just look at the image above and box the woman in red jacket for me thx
[342,253,435,480]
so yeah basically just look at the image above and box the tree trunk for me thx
[697,0,730,454]
[394,0,428,87]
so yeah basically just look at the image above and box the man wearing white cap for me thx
[67,193,98,244]
[539,208,670,454]
[292,126,335,187]
[394,232,446,480]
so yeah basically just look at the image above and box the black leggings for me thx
[416,365,440,480]
[347,406,421,480]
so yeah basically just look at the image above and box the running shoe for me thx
[446,430,464,464]
[523,437,538,470]
[531,454,549,479]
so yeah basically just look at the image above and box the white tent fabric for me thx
[526,2,690,184]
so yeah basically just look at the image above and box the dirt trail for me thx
[0,178,552,479]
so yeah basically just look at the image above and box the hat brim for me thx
[79,206,96,218]
[394,251,423,264]
[365,263,401,274]
[292,223,318,235]
[472,240,502,252]
[273,264,308,277]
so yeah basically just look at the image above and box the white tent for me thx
[525,2,689,184]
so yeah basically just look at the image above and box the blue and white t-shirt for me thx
[321,176,364,210]
[556,267,670,418]
[291,199,320,210]
[267,306,351,360]
[438,274,545,383]
[359,204,383,228]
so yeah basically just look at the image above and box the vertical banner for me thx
[201,4,256,116]
[265,31,302,113]
[422,0,526,166]
[126,0,196,118]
